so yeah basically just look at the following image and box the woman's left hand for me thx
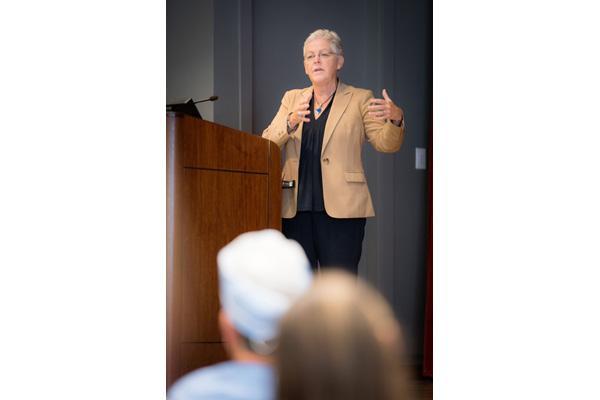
[368,89,404,125]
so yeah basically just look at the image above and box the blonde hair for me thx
[303,29,344,57]
[275,270,410,400]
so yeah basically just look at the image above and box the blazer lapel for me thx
[322,81,352,155]
[294,86,313,156]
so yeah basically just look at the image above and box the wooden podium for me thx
[166,113,281,388]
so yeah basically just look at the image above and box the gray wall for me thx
[167,0,432,364]
[167,0,214,121]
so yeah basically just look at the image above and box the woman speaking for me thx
[262,29,405,274]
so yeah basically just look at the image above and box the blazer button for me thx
[322,157,330,164]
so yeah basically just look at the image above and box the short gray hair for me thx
[303,29,343,56]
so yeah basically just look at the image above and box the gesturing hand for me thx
[288,92,312,130]
[368,89,404,125]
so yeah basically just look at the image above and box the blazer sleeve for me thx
[361,90,405,153]
[262,90,296,148]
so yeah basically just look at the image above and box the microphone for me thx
[166,96,219,119]
[194,95,219,104]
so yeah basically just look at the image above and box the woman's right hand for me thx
[288,92,312,130]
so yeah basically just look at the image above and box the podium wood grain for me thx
[167,113,281,388]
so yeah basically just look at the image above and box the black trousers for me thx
[282,211,366,274]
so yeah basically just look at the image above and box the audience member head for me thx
[276,269,409,400]
[217,229,312,362]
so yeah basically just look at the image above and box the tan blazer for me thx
[262,81,405,219]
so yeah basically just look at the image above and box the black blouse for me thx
[297,92,336,212]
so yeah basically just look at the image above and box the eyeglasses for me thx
[304,51,336,62]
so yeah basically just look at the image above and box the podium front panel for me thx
[167,113,281,388]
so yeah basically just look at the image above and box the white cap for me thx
[218,229,312,345]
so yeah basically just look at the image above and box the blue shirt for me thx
[168,361,274,400]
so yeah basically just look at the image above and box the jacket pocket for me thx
[344,172,366,183]
[281,159,297,180]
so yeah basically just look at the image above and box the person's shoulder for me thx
[167,361,274,400]
[167,363,225,399]
[284,87,305,96]
[350,85,374,97]
[283,87,310,99]
[340,82,374,100]
[280,86,311,106]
